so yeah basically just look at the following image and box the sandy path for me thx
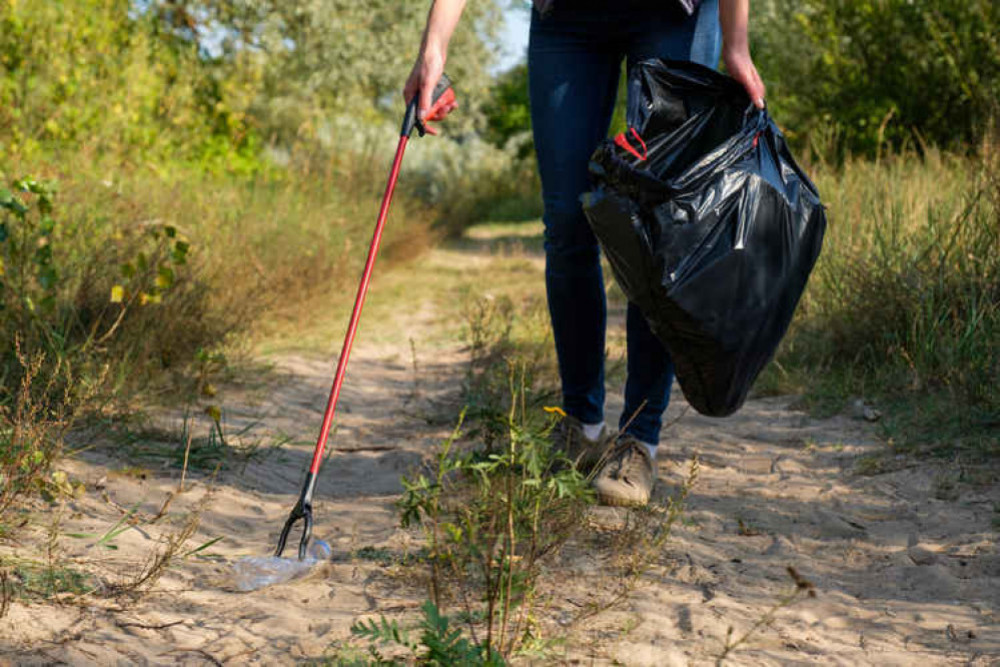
[1,225,997,665]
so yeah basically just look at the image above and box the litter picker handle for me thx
[401,73,455,137]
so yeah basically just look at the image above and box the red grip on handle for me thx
[425,87,456,122]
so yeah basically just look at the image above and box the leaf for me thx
[155,265,174,289]
[39,216,55,235]
[164,225,176,238]
[110,285,124,303]
[120,262,135,279]
[0,194,27,216]
[171,240,189,264]
[0,222,7,242]
[182,536,223,558]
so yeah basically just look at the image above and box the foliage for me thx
[397,390,594,659]
[754,0,1000,157]
[0,174,200,399]
[483,64,532,159]
[0,0,257,169]
[462,294,557,447]
[149,0,502,140]
[763,142,999,457]
[348,600,505,666]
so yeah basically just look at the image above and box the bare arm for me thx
[719,0,766,108]
[403,0,466,121]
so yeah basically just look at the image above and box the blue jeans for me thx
[528,1,721,444]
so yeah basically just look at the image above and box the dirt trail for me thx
[2,224,997,665]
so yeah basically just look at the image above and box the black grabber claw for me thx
[275,496,313,560]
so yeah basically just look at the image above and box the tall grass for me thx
[0,149,436,405]
[768,141,998,456]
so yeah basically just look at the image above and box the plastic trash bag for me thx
[582,59,826,417]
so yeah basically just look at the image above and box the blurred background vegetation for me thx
[0,0,996,463]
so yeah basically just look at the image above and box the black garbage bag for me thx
[582,59,826,417]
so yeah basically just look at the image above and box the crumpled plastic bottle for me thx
[231,539,331,592]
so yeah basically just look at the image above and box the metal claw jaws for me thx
[275,496,313,561]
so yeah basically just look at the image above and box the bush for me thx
[755,0,1000,157]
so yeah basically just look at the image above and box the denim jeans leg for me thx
[528,11,621,425]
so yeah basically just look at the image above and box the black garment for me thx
[533,0,703,18]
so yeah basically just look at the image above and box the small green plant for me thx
[461,294,557,447]
[348,600,504,666]
[110,412,283,475]
[4,561,95,600]
[65,502,141,550]
[397,372,594,660]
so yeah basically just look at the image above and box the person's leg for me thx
[618,2,722,448]
[528,9,622,427]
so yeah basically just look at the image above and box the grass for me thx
[0,150,436,400]
[759,142,999,462]
[106,411,287,475]
[0,144,438,521]
[0,345,73,519]
[4,561,95,600]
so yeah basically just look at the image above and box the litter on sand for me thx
[232,539,331,591]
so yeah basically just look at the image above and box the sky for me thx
[495,2,531,72]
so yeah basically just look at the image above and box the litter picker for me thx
[275,75,456,560]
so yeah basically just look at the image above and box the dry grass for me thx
[0,149,437,404]
[761,141,999,457]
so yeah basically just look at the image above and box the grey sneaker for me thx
[550,415,610,473]
[592,435,655,507]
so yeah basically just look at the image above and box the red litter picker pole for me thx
[276,75,456,560]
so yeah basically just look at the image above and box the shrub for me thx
[754,0,1000,157]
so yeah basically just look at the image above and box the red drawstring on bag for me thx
[614,127,648,162]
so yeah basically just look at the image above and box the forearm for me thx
[718,0,750,52]
[718,0,765,107]
[421,0,467,54]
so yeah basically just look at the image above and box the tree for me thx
[754,0,1000,157]
[151,0,503,140]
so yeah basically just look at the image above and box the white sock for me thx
[642,442,658,460]
[581,420,605,442]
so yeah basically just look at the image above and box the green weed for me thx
[395,383,593,659]
[4,561,95,600]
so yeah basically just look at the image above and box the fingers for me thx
[723,46,767,110]
[751,67,766,109]
[417,55,444,120]
[418,82,435,121]
[427,100,458,122]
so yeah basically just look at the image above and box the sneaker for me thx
[592,435,655,507]
[550,415,610,473]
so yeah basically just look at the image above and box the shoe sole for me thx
[595,490,650,507]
